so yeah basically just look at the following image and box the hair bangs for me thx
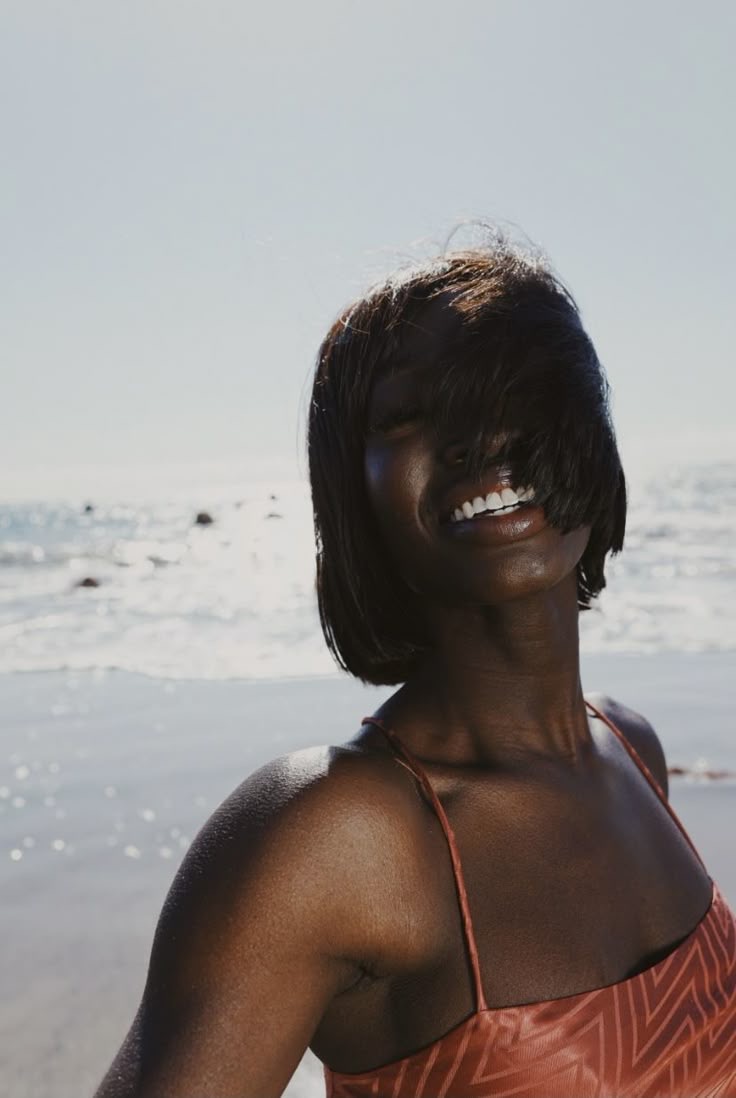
[417,294,619,538]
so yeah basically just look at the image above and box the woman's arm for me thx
[92,751,378,1098]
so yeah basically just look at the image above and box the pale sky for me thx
[3,0,734,497]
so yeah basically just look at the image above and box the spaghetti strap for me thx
[362,700,709,1020]
[583,698,709,873]
[361,716,489,1012]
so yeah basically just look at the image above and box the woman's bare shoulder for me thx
[585,691,669,798]
[215,737,427,853]
[174,739,432,958]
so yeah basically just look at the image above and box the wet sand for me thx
[1,654,734,1098]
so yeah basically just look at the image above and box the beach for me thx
[2,652,734,1098]
[5,0,736,1090]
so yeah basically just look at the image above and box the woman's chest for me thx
[312,764,713,1075]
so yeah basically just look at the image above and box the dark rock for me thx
[195,512,214,526]
[668,765,735,780]
[83,503,94,514]
[265,512,282,519]
[76,577,100,588]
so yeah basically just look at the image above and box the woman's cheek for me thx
[364,446,413,522]
[363,448,393,522]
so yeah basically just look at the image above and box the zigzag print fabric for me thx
[323,701,736,1098]
[325,882,736,1097]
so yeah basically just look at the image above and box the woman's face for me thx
[362,306,592,611]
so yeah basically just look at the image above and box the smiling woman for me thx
[94,233,736,1098]
[308,241,626,685]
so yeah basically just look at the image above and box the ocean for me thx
[1,459,734,681]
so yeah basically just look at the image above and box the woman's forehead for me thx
[396,295,463,363]
[372,295,464,387]
[369,357,440,409]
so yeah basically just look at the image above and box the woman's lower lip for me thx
[440,503,548,544]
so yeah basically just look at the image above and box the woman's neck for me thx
[380,573,591,766]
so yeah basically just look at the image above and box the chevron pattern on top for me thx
[325,882,736,1098]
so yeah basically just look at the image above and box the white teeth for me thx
[449,485,535,523]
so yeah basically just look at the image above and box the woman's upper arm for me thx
[93,753,371,1098]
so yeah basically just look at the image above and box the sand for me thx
[1,653,734,1098]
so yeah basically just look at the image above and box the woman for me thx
[95,239,736,1098]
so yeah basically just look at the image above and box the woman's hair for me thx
[307,234,627,686]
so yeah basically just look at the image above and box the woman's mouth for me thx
[439,486,547,545]
[444,485,535,525]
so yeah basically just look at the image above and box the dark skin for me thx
[94,307,713,1097]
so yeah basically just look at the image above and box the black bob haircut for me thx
[307,236,627,686]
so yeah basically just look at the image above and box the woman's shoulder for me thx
[176,738,434,951]
[585,691,669,798]
[219,736,428,839]
[188,739,421,867]
[181,737,430,917]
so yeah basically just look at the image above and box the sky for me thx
[3,0,735,497]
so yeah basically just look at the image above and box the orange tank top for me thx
[323,699,736,1098]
